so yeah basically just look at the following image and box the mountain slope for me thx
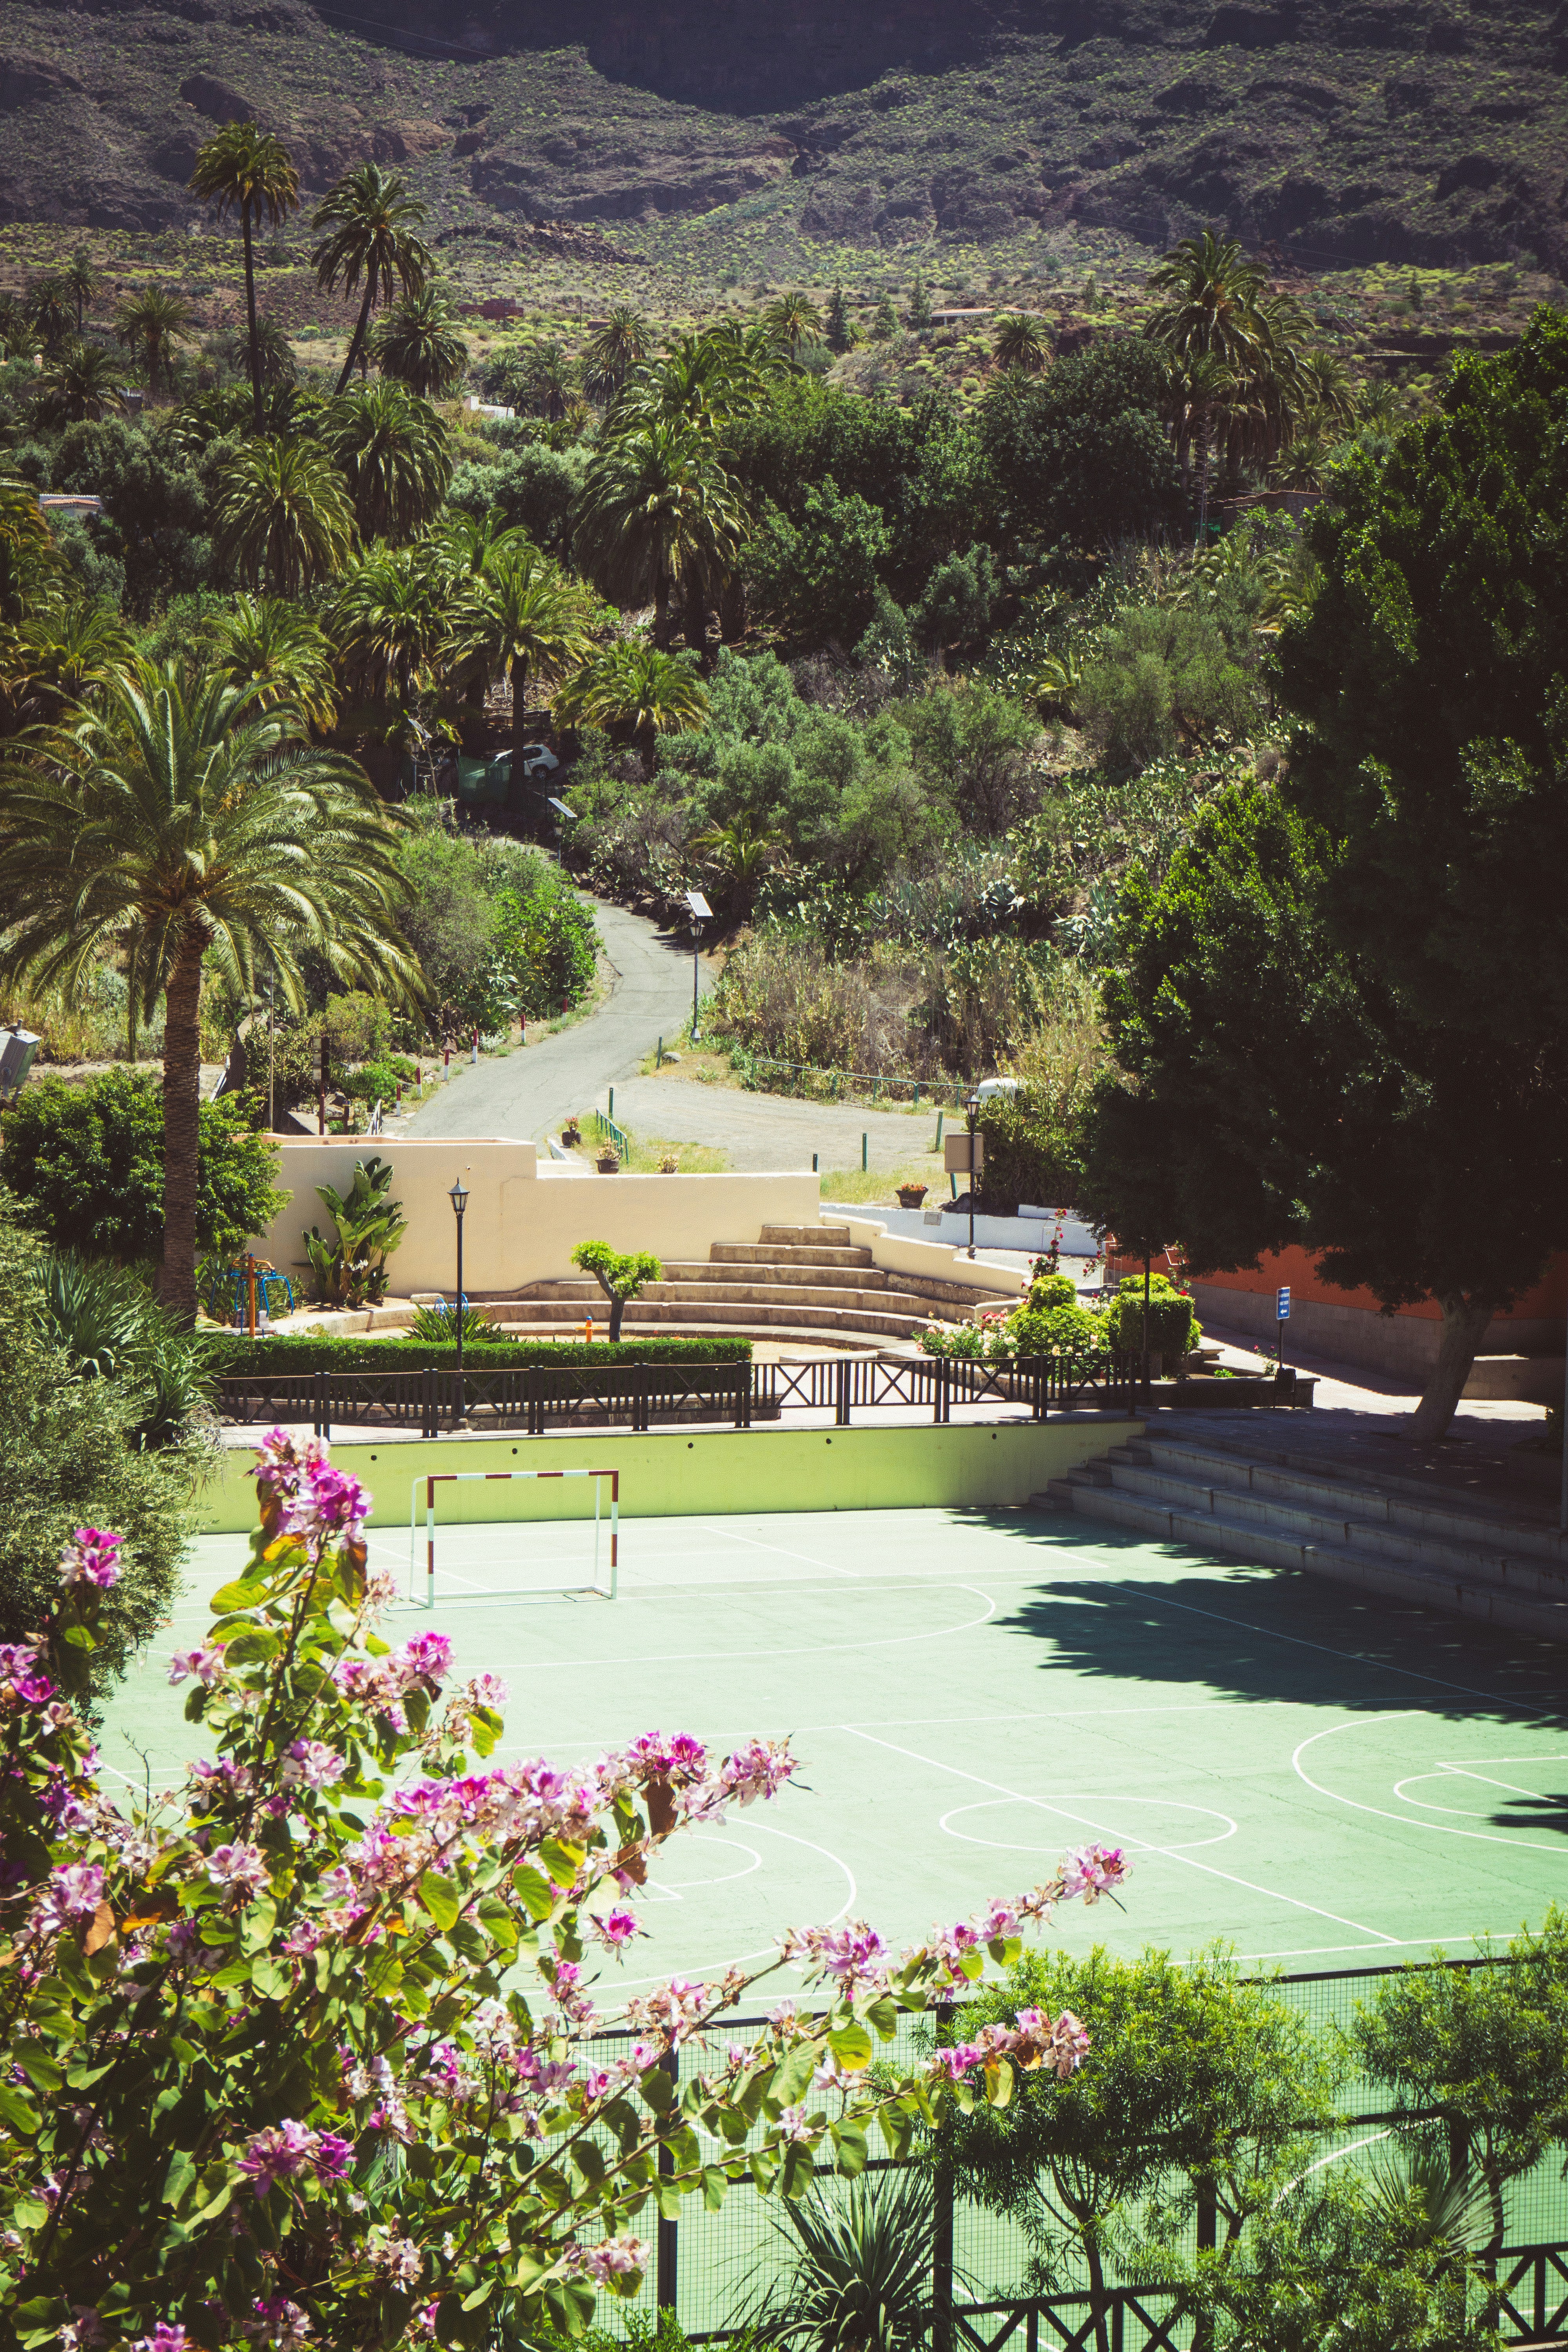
[1,0,1564,275]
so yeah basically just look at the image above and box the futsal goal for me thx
[406,1468,619,1609]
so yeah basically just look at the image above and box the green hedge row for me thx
[209,1336,754,1376]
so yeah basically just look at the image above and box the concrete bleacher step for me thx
[1035,1430,1568,1642]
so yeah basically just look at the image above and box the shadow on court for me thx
[948,1506,1568,1727]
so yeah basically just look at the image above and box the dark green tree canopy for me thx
[1278,307,1568,1048]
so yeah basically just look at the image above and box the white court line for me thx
[1294,1717,1568,1853]
[845,1725,1399,1946]
[690,1521,857,1579]
[594,1819,860,1998]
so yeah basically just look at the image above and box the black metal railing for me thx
[215,1350,1142,1438]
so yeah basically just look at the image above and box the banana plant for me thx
[301,1154,408,1308]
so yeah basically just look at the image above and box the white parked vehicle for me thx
[515,742,559,781]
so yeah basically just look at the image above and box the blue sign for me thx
[1276,1287,1291,1319]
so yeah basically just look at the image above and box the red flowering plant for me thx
[0,1433,1127,2352]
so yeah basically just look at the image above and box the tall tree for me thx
[330,548,450,709]
[29,277,74,352]
[1145,231,1277,540]
[0,663,420,1321]
[579,305,650,404]
[761,292,821,361]
[210,593,338,730]
[318,380,452,543]
[369,285,469,399]
[188,122,300,432]
[33,343,126,428]
[992,312,1050,374]
[451,544,594,769]
[824,281,852,353]
[215,434,357,595]
[574,419,747,652]
[310,163,434,397]
[113,287,192,399]
[63,247,95,335]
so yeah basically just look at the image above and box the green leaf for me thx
[512,1866,556,1922]
[770,2043,817,2107]
[0,2082,40,2135]
[222,1627,281,1666]
[639,2065,675,2114]
[866,1996,899,2040]
[780,2141,816,2198]
[12,2042,62,2093]
[250,1955,291,2000]
[701,2164,729,2212]
[210,1578,270,1612]
[539,1837,584,1882]
[829,2120,869,2176]
[828,2022,873,2072]
[419,1869,461,1931]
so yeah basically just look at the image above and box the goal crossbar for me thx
[408,1468,619,1609]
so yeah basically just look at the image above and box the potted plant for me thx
[561,1116,582,1147]
[897,1182,929,1208]
[595,1148,620,1173]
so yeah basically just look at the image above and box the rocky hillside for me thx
[1,0,1564,276]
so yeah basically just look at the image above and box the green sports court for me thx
[101,1484,1568,1980]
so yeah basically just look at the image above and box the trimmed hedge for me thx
[209,1335,753,1376]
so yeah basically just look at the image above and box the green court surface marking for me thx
[100,1506,1568,1987]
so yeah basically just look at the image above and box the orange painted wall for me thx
[1180,1244,1568,1325]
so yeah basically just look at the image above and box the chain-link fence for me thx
[577,1955,1568,2347]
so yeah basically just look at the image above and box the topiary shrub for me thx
[1103,1274,1200,1363]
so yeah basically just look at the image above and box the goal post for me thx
[407,1468,619,1610]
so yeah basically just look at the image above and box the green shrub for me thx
[998,1299,1103,1356]
[975,1092,1083,1217]
[1103,1274,1200,1361]
[208,1334,753,1374]
[0,1071,284,1263]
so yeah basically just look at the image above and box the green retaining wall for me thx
[194,1419,1143,1534]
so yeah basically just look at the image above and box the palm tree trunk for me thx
[336,281,378,398]
[653,570,671,650]
[1194,405,1211,545]
[242,203,263,434]
[155,926,209,1327]
[512,658,531,772]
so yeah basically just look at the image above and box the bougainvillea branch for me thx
[0,1431,1128,2351]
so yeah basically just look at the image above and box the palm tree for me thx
[515,338,575,422]
[762,292,821,360]
[17,601,135,724]
[992,311,1050,373]
[34,342,127,427]
[574,419,748,653]
[580,306,650,404]
[310,163,435,397]
[612,324,771,438]
[417,507,534,593]
[370,286,469,399]
[0,662,421,1321]
[0,294,37,360]
[113,287,192,399]
[1146,230,1277,539]
[1162,348,1241,543]
[64,249,95,335]
[210,593,338,729]
[691,810,783,914]
[29,277,75,351]
[215,435,357,595]
[318,380,452,543]
[555,640,709,742]
[189,122,301,431]
[329,549,449,708]
[450,544,594,769]
[247,313,298,387]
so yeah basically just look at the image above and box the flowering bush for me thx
[0,1434,1127,2352]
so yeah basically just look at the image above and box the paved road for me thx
[608,1076,938,1175]
[403,899,708,1143]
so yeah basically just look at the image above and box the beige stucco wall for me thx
[842,1216,1026,1300]
[250,1135,823,1295]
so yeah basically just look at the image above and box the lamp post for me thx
[964,1089,980,1261]
[449,1177,468,1425]
[685,888,711,1045]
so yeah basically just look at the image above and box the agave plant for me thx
[301,1154,408,1308]
[25,1249,213,1449]
[407,1299,500,1346]
[738,2169,945,2352]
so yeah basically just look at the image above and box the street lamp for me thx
[964,1089,980,1261]
[685,888,711,1043]
[449,1177,469,1423]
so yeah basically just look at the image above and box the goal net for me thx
[404,1468,619,1610]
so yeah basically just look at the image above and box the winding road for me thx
[402,898,708,1144]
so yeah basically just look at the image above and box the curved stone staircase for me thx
[467,1223,1009,1351]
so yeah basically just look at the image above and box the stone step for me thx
[1034,1476,1568,1643]
[711,1241,876,1270]
[1138,1431,1568,1569]
[490,1296,935,1340]
[760,1223,853,1247]
[1100,1453,1568,1606]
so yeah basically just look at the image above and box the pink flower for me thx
[313,2132,355,2179]
[132,2328,190,2352]
[931,2043,986,2080]
[583,2234,648,2282]
[168,1646,224,1688]
[58,1528,123,1590]
[281,1739,344,1791]
[777,2105,816,2143]
[1060,1844,1128,1904]
[391,1632,453,1691]
[205,1843,271,1902]
[31,1863,104,1936]
[590,1905,641,1949]
[237,2120,317,2199]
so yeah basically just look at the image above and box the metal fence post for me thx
[836,1355,851,1427]
[656,2051,679,2314]
[933,2161,954,2352]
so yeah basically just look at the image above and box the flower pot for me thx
[595,1152,620,1173]
[897,1184,929,1208]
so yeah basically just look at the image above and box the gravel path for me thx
[606,1076,939,1175]
[403,899,710,1143]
